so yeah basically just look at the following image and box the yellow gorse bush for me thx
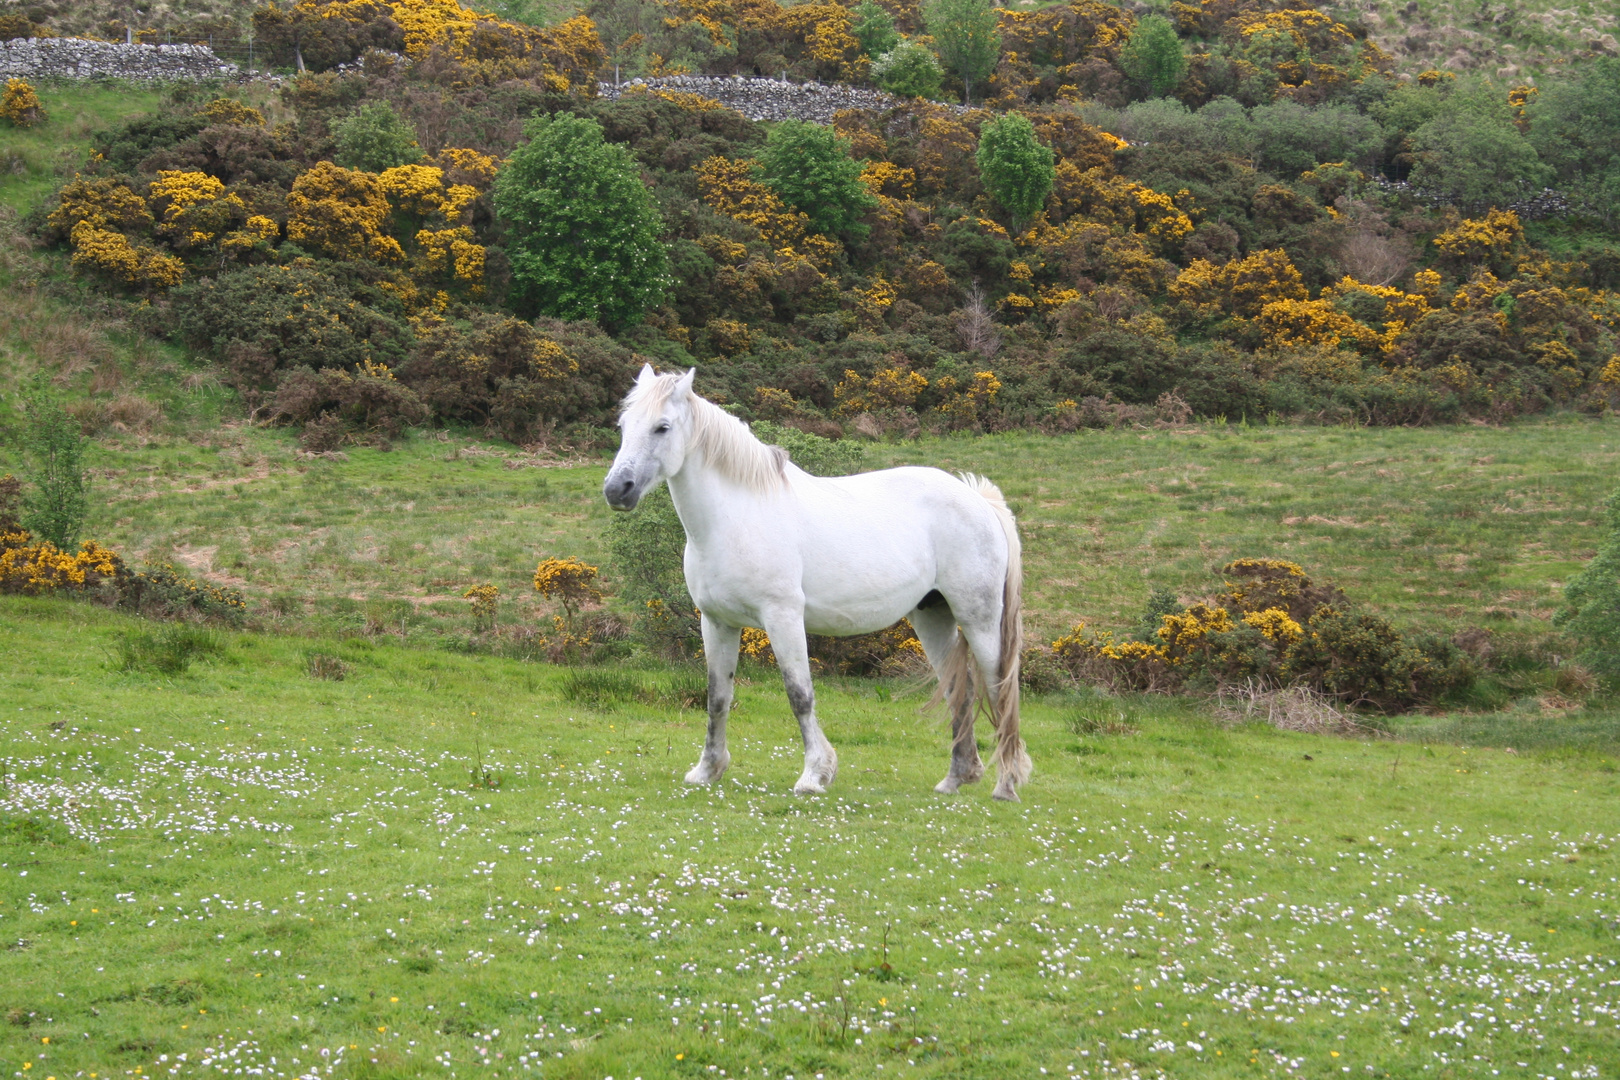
[464,582,499,626]
[1242,607,1305,643]
[0,538,124,596]
[533,557,601,623]
[1,77,44,128]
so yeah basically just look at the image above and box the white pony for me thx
[603,366,1031,801]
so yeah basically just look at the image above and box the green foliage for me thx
[171,264,415,389]
[871,40,943,100]
[922,0,1000,104]
[756,120,878,240]
[270,365,430,445]
[493,112,670,329]
[750,420,865,476]
[1529,58,1620,229]
[332,102,424,173]
[19,393,88,550]
[604,485,699,655]
[88,112,209,174]
[1408,82,1549,206]
[398,313,640,440]
[1118,14,1186,99]
[114,623,223,675]
[975,111,1056,222]
[1556,489,1620,680]
[118,563,248,624]
[850,0,900,60]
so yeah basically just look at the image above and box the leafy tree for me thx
[872,40,943,99]
[1529,58,1620,228]
[20,393,89,550]
[851,0,900,59]
[493,112,670,328]
[756,120,878,240]
[975,112,1055,223]
[333,102,424,173]
[1556,488,1620,680]
[1249,100,1383,176]
[1118,14,1186,99]
[1408,82,1548,207]
[923,0,1000,105]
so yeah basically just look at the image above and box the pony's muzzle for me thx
[604,473,640,511]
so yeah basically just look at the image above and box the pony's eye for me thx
[654,423,670,434]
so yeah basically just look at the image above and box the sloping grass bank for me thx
[44,411,1620,644]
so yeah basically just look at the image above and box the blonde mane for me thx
[624,372,787,493]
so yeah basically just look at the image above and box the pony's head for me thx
[604,365,788,510]
[603,365,699,511]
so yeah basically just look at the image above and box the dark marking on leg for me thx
[784,675,815,718]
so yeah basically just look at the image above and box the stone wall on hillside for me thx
[0,38,237,81]
[596,75,918,123]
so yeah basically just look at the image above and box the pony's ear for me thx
[675,368,697,396]
[635,362,657,385]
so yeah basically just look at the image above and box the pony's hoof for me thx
[684,757,728,784]
[792,778,826,796]
[991,782,1020,802]
[934,776,962,794]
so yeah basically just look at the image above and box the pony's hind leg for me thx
[909,604,984,794]
[958,617,1024,802]
[760,612,837,795]
[687,614,740,785]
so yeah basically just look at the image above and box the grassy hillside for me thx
[27,412,1614,646]
[1335,0,1619,78]
[0,597,1615,1080]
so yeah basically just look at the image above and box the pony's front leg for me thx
[762,614,837,795]
[686,614,740,785]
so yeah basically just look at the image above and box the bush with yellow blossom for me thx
[1052,559,1473,709]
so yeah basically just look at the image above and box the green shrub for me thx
[749,421,865,476]
[605,486,698,656]
[1118,14,1186,99]
[332,102,424,172]
[975,112,1056,223]
[118,564,247,624]
[756,120,878,241]
[270,365,430,444]
[851,0,900,59]
[872,42,943,100]
[398,313,640,441]
[19,394,89,550]
[172,264,414,390]
[115,624,223,676]
[1555,489,1620,680]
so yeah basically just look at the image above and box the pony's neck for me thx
[666,458,730,545]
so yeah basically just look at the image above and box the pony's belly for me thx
[801,596,920,637]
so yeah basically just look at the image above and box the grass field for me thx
[28,410,1616,647]
[0,82,167,215]
[0,597,1616,1080]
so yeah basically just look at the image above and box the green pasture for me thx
[35,411,1619,644]
[0,597,1616,1080]
[0,82,167,214]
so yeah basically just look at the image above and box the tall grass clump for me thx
[114,623,222,675]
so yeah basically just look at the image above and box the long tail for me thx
[961,473,1031,795]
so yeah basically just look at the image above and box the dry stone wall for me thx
[596,75,908,123]
[0,38,237,81]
